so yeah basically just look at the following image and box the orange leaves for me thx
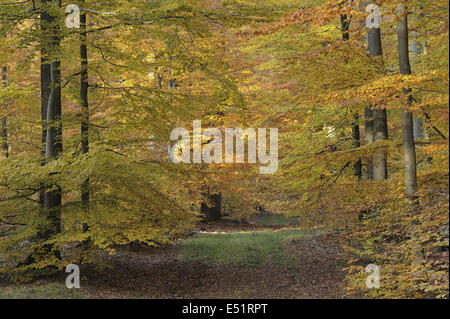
[237,7,324,38]
[423,144,448,156]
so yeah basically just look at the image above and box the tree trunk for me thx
[201,193,222,222]
[1,66,8,158]
[367,2,388,181]
[410,5,426,140]
[373,108,388,180]
[413,117,424,140]
[1,117,6,157]
[402,106,418,199]
[397,1,418,203]
[80,0,90,233]
[364,108,374,180]
[341,14,362,179]
[340,14,350,41]
[352,115,362,179]
[40,0,62,253]
[367,27,382,57]
[40,40,51,208]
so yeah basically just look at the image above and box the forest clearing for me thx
[0,0,448,302]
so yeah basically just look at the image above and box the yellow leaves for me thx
[423,144,448,156]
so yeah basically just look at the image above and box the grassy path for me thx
[1,226,348,299]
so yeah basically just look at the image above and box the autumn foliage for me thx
[0,0,448,298]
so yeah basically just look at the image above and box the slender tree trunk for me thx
[410,5,426,140]
[364,108,374,180]
[168,55,176,91]
[360,2,375,180]
[157,73,163,89]
[24,1,53,266]
[1,117,6,157]
[40,0,50,209]
[80,0,90,233]
[413,117,424,140]
[397,1,418,204]
[367,1,388,181]
[340,14,350,41]
[1,66,8,158]
[341,13,362,179]
[43,62,62,239]
[40,40,50,208]
[168,76,176,90]
[402,106,418,199]
[373,108,388,180]
[39,0,62,256]
[352,115,362,178]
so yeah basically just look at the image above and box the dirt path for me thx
[81,233,348,299]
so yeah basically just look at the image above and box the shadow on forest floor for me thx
[1,222,350,299]
[79,225,349,299]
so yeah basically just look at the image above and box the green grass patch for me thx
[0,281,87,299]
[179,229,316,267]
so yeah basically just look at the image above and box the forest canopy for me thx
[0,0,448,298]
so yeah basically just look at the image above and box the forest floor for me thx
[0,217,351,299]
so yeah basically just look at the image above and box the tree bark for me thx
[1,117,6,158]
[409,5,426,140]
[40,17,51,207]
[80,0,90,232]
[364,108,374,180]
[373,108,388,181]
[413,117,424,140]
[397,1,418,203]
[367,27,382,57]
[40,0,62,250]
[201,193,222,222]
[367,1,388,181]
[1,66,8,158]
[340,14,362,179]
[352,115,362,179]
[340,14,350,41]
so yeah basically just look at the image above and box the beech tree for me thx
[1,65,7,158]
[367,1,388,181]
[39,0,63,262]
[396,0,418,205]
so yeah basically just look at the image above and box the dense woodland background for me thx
[0,0,448,298]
